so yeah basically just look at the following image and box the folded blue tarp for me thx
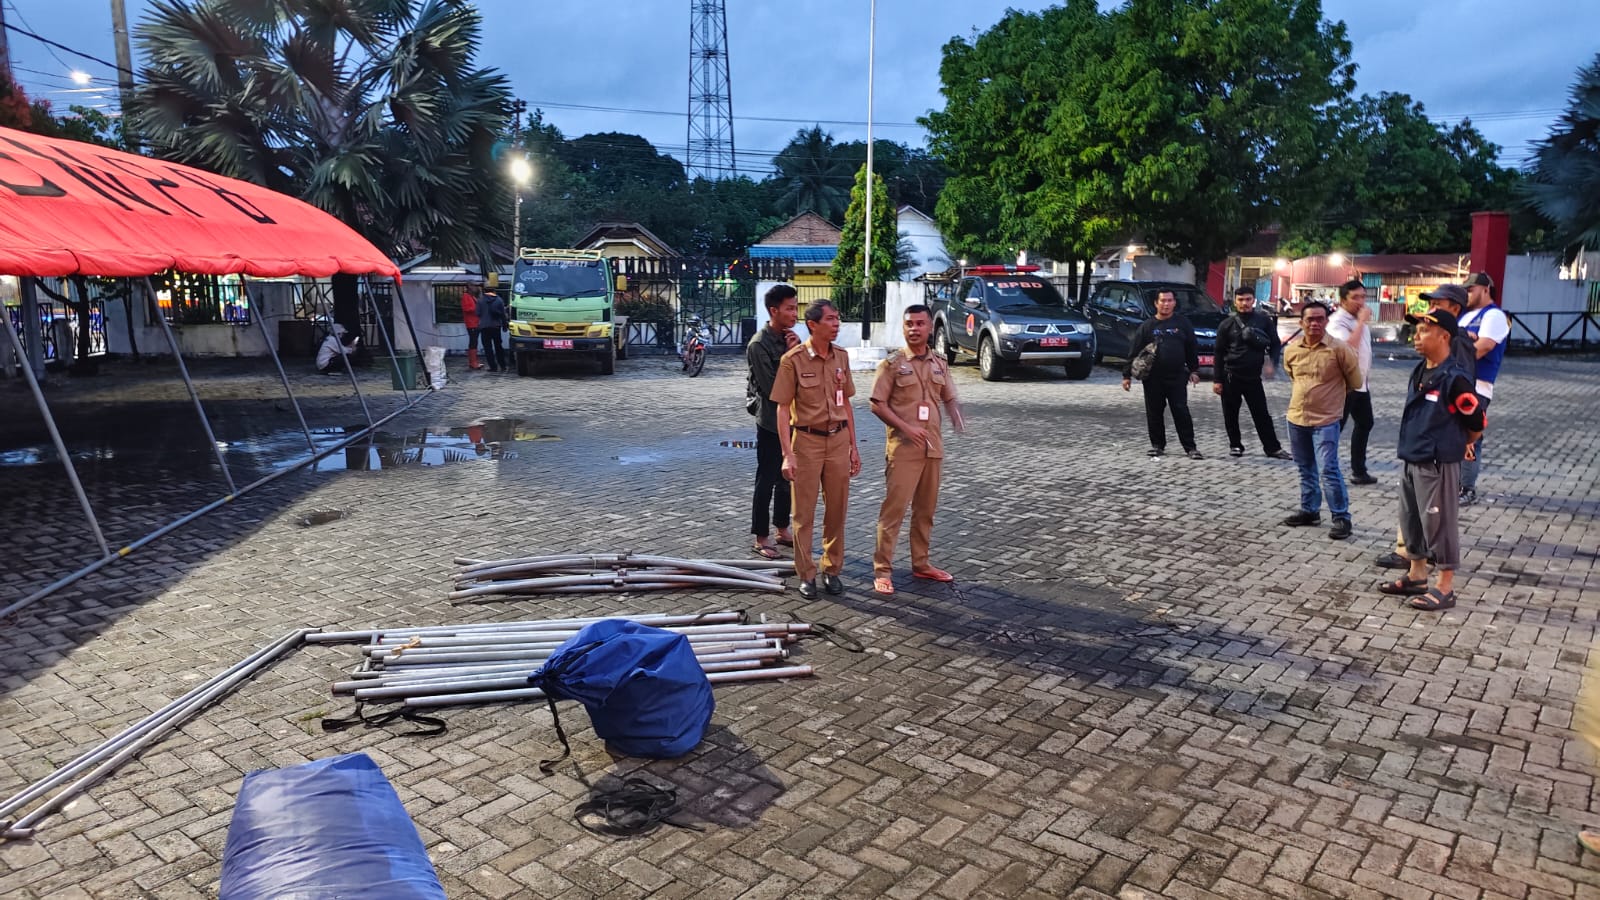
[220,753,446,900]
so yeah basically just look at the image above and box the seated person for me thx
[316,327,359,375]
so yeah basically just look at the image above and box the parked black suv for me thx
[1081,280,1227,371]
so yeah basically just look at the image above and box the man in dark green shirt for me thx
[747,285,801,558]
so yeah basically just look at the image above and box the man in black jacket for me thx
[1122,290,1203,459]
[747,285,801,558]
[1212,286,1292,460]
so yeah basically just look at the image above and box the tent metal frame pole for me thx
[362,282,410,404]
[3,282,111,558]
[0,382,434,622]
[242,275,319,461]
[142,276,236,494]
[373,276,433,389]
[306,281,373,429]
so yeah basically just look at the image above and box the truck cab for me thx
[506,249,624,375]
[929,265,1097,381]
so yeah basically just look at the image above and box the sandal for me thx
[775,533,795,547]
[1377,576,1428,596]
[872,576,895,595]
[752,543,782,560]
[1409,588,1456,611]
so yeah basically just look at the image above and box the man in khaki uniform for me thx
[770,300,861,599]
[870,304,963,595]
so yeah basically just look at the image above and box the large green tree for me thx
[772,126,854,222]
[130,0,512,265]
[830,164,898,289]
[1522,52,1600,253]
[1280,93,1519,255]
[926,0,1354,279]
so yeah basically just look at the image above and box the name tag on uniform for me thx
[1425,390,1440,403]
[835,389,845,406]
[917,404,930,421]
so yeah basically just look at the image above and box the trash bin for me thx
[386,354,419,390]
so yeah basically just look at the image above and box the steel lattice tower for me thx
[687,0,736,179]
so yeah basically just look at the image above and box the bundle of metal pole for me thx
[0,628,313,840]
[369,629,805,665]
[352,648,787,702]
[448,554,795,601]
[402,664,815,709]
[364,621,804,650]
[304,611,745,645]
[448,572,785,601]
[453,558,795,583]
[453,555,794,573]
[332,640,783,690]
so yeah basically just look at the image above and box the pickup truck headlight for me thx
[998,322,1024,335]
[1075,323,1095,335]
[1195,328,1217,338]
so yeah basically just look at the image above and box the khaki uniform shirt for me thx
[1284,337,1362,427]
[870,349,956,459]
[769,339,855,429]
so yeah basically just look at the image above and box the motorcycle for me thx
[678,315,709,377]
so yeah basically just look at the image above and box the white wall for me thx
[897,210,950,281]
[104,281,297,358]
[1500,252,1597,347]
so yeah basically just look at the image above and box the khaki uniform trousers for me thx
[790,429,852,582]
[874,451,941,577]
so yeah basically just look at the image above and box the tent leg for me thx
[379,277,433,390]
[20,277,45,380]
[363,284,410,404]
[307,281,374,429]
[243,276,320,462]
[4,285,111,558]
[143,277,237,494]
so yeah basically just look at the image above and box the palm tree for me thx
[130,0,512,265]
[772,126,852,223]
[1522,52,1600,254]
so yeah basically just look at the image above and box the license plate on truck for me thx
[546,339,573,349]
[1199,354,1214,367]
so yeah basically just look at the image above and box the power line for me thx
[527,98,925,131]
[3,22,133,77]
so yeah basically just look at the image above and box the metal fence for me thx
[5,276,110,364]
[613,256,771,352]
[1505,311,1600,351]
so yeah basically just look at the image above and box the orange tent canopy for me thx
[0,126,400,280]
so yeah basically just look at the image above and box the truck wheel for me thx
[515,352,531,376]
[598,343,616,375]
[1066,356,1094,380]
[934,325,957,365]
[979,336,1005,381]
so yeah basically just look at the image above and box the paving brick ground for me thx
[0,348,1597,898]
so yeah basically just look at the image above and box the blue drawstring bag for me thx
[529,619,714,770]
[219,753,445,900]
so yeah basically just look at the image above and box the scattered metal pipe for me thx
[304,611,745,645]
[402,664,814,709]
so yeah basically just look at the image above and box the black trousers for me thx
[751,426,791,537]
[481,328,505,371]
[464,327,482,353]
[1142,375,1196,452]
[1221,377,1283,454]
[1341,390,1374,477]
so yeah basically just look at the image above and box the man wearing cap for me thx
[1282,302,1364,540]
[771,300,861,599]
[1377,308,1485,612]
[1375,284,1478,571]
[1327,280,1376,485]
[1456,272,1508,506]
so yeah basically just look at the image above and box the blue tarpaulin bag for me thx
[219,752,445,900]
[529,619,714,771]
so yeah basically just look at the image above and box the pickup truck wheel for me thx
[1065,356,1094,380]
[978,336,1005,381]
[934,325,957,365]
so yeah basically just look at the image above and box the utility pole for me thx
[110,0,138,150]
[1,3,13,85]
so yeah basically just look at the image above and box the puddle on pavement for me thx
[1,416,557,473]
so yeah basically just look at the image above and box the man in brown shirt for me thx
[770,300,861,598]
[1282,301,1364,539]
[870,304,964,595]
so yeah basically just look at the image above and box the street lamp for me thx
[509,156,532,259]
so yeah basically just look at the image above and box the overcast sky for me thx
[7,0,1593,172]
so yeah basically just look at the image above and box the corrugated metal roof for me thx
[748,245,837,263]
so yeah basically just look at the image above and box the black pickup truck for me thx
[928,265,1097,381]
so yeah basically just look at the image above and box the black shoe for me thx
[821,573,844,595]
[798,580,817,600]
[1147,447,1165,458]
[1329,518,1353,540]
[1459,488,1477,507]
[1283,510,1321,527]
[1268,449,1294,461]
[1185,449,1205,460]
[1229,446,1244,458]
[1375,552,1409,570]
[1350,473,1378,485]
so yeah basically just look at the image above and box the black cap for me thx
[1420,284,1468,308]
[1405,308,1460,338]
[1465,271,1495,289]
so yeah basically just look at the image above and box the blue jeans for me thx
[1288,421,1348,521]
[1459,397,1490,491]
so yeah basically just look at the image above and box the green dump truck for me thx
[506,249,626,376]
